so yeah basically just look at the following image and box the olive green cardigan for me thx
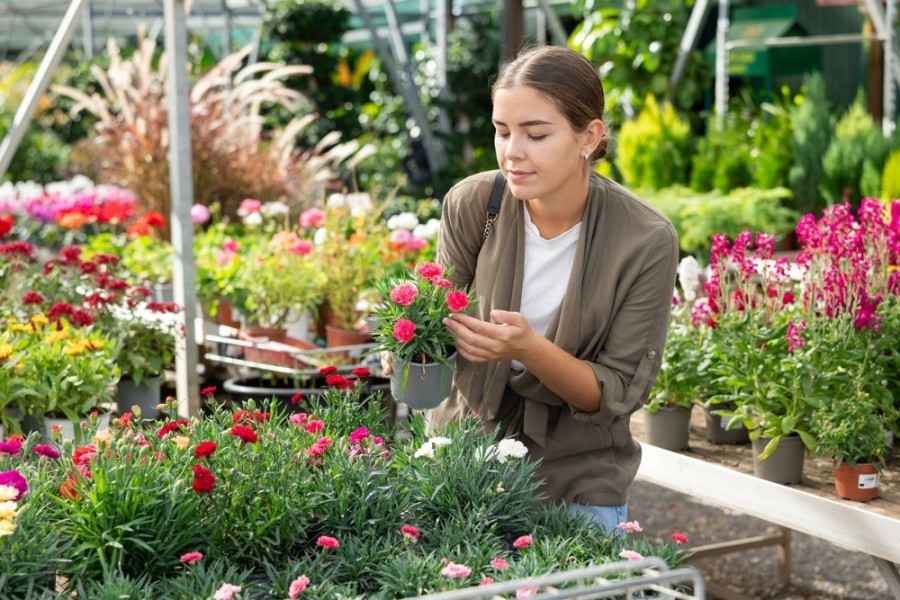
[430,170,679,507]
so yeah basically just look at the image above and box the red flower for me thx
[415,261,444,281]
[351,367,371,379]
[446,290,470,313]
[325,374,353,389]
[69,309,95,328]
[400,524,420,539]
[158,419,188,439]
[305,419,325,434]
[230,425,258,444]
[670,532,689,545]
[191,464,216,494]
[21,291,44,304]
[72,444,98,466]
[318,365,338,376]
[194,441,217,458]
[0,214,14,237]
[143,211,166,228]
[390,283,419,306]
[58,476,79,500]
[392,318,416,343]
[201,386,217,397]
[291,393,304,404]
[47,302,75,320]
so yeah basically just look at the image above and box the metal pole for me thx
[670,0,710,92]
[353,0,445,171]
[164,0,201,419]
[435,0,451,140]
[714,0,730,128]
[82,0,93,59]
[0,0,86,180]
[534,0,568,47]
[862,0,900,85]
[885,0,897,136]
[221,0,232,57]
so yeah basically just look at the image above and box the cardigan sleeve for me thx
[436,174,497,289]
[574,220,679,427]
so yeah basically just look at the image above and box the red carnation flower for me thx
[201,386,217,397]
[319,365,338,376]
[22,291,44,304]
[0,214,14,237]
[191,464,216,494]
[325,374,353,389]
[230,425,258,444]
[194,441,217,458]
[670,532,689,545]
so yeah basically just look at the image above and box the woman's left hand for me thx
[443,310,537,363]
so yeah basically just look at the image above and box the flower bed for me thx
[0,375,685,598]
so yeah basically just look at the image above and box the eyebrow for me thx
[492,119,553,127]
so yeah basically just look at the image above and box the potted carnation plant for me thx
[370,261,477,409]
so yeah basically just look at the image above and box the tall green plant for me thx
[882,149,900,200]
[615,95,692,191]
[788,72,833,216]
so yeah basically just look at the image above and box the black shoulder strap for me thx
[482,172,506,244]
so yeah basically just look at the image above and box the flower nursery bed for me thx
[631,408,900,520]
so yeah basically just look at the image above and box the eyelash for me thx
[495,132,548,141]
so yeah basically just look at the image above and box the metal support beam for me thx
[884,0,897,136]
[534,0,567,47]
[81,0,93,59]
[670,0,711,93]
[435,0,451,139]
[164,0,201,419]
[0,0,85,180]
[862,0,900,85]
[714,0,730,126]
[353,0,445,173]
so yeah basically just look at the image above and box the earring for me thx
[584,153,590,162]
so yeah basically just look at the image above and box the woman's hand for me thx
[380,351,394,376]
[443,310,538,364]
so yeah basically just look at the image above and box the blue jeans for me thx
[568,502,628,535]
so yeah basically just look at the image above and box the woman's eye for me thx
[494,131,510,139]
[529,134,547,141]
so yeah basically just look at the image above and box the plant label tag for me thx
[857,473,879,489]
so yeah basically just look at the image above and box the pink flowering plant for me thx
[371,261,478,369]
[0,371,683,598]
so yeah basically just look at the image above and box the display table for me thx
[632,408,900,599]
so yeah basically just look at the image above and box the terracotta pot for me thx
[833,461,880,502]
[238,328,319,369]
[324,324,372,365]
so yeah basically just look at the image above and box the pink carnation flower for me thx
[179,551,203,564]
[490,557,509,570]
[299,207,325,228]
[440,561,472,578]
[401,524,420,539]
[317,535,340,549]
[512,535,533,549]
[619,549,644,561]
[446,290,470,312]
[288,575,310,598]
[415,261,444,281]
[392,318,416,343]
[390,283,419,306]
[617,520,643,533]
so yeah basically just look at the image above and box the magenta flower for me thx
[317,535,340,549]
[0,440,22,455]
[415,261,444,281]
[305,419,325,434]
[392,318,416,343]
[400,524,420,539]
[179,551,204,564]
[190,204,210,224]
[33,445,60,459]
[512,535,533,549]
[349,427,370,444]
[390,283,419,306]
[0,470,27,501]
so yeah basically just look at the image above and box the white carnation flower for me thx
[388,212,420,231]
[261,201,289,216]
[497,438,528,460]
[677,256,702,302]
[242,212,263,226]
[414,441,435,458]
[429,436,452,447]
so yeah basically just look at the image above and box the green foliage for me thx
[788,72,833,215]
[882,149,900,200]
[820,91,896,205]
[569,0,710,120]
[4,383,684,597]
[751,92,794,190]
[615,95,692,191]
[644,186,798,252]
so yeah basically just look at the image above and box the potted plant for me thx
[370,261,477,409]
[812,392,889,502]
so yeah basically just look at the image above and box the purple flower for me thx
[0,470,28,501]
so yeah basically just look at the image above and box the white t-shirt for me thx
[511,205,581,371]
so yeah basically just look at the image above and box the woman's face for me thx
[492,85,594,205]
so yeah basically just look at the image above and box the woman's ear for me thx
[583,119,605,157]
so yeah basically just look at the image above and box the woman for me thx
[393,45,678,532]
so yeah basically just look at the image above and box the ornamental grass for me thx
[0,374,685,598]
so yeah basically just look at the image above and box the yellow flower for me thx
[0,517,16,537]
[30,314,49,326]
[0,344,12,360]
[10,323,32,332]
[66,340,88,356]
[172,435,191,450]
[44,330,68,344]
[87,339,105,351]
[0,501,17,521]
[0,485,17,502]
[93,428,113,446]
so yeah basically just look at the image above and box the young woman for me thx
[391,45,678,532]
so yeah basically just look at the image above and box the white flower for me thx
[474,444,500,462]
[242,212,263,226]
[429,436,452,447]
[414,441,435,458]
[326,193,346,208]
[313,227,328,246]
[677,256,702,303]
[497,438,528,460]
[388,212,420,231]
[413,218,441,240]
[261,201,289,217]
[0,485,17,502]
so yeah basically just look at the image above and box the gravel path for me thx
[628,479,892,599]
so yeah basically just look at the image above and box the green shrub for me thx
[880,149,900,200]
[689,111,753,194]
[751,89,794,190]
[616,95,692,191]
[788,72,833,216]
[645,185,798,252]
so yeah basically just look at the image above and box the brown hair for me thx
[492,45,608,161]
